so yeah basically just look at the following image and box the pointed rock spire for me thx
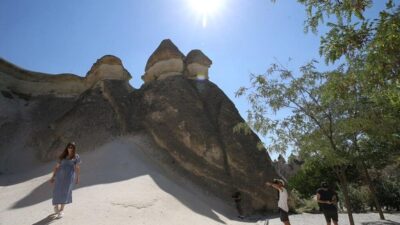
[142,39,185,82]
[184,49,212,80]
[185,50,212,66]
[86,55,131,86]
[145,39,185,70]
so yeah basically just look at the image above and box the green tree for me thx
[237,1,400,224]
[236,60,399,224]
[300,1,400,220]
[288,159,338,199]
[236,60,363,224]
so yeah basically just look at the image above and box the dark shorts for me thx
[322,209,338,222]
[279,208,289,222]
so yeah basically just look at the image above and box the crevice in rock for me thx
[100,81,128,134]
[188,80,233,180]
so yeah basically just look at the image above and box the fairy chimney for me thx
[142,39,185,82]
[85,55,131,86]
[184,50,212,80]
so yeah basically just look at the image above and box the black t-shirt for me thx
[317,188,338,211]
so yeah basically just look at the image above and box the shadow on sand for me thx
[31,214,60,225]
[3,135,237,224]
[362,221,400,225]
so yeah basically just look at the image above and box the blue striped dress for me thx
[52,154,81,205]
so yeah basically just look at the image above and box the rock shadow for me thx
[5,135,230,224]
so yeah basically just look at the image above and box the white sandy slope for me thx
[1,134,399,225]
[0,135,254,225]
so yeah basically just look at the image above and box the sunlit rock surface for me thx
[0,40,281,214]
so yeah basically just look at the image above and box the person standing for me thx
[231,191,245,219]
[266,179,291,225]
[316,182,339,225]
[50,142,81,218]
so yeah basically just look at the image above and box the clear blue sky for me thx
[0,0,388,159]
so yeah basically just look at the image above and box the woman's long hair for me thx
[58,142,76,161]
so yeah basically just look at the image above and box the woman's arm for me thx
[74,165,80,184]
[265,182,283,191]
[50,163,60,183]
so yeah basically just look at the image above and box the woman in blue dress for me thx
[50,142,81,217]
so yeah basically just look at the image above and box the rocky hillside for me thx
[0,39,281,214]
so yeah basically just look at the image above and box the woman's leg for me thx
[60,204,65,212]
[53,204,59,213]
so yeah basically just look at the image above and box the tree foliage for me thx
[236,0,400,223]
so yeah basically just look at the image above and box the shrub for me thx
[338,184,369,213]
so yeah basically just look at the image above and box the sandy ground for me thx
[0,135,399,225]
[265,213,400,225]
[0,135,251,225]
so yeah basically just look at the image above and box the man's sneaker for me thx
[53,206,59,214]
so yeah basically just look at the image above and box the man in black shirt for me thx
[316,182,339,225]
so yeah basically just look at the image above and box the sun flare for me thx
[189,0,222,14]
[188,0,224,27]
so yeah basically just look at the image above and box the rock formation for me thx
[184,50,212,80]
[142,39,213,82]
[273,154,303,181]
[0,39,282,214]
[85,55,131,86]
[0,55,131,97]
[142,39,185,82]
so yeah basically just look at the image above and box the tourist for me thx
[50,142,81,218]
[266,179,291,225]
[316,182,339,225]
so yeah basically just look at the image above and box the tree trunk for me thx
[337,166,355,225]
[360,162,385,220]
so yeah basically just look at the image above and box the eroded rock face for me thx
[0,43,281,214]
[141,77,279,213]
[142,40,214,83]
[0,59,85,97]
[0,55,131,98]
[142,39,185,82]
[85,55,131,87]
[184,50,212,80]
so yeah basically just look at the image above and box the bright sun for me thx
[188,0,224,27]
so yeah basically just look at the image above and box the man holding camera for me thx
[266,179,291,225]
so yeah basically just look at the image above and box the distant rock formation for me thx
[142,39,213,82]
[0,55,131,97]
[273,154,303,181]
[0,39,281,214]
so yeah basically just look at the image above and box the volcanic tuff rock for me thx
[0,55,131,97]
[86,55,131,85]
[184,49,212,80]
[142,39,214,82]
[142,39,186,82]
[0,39,281,214]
